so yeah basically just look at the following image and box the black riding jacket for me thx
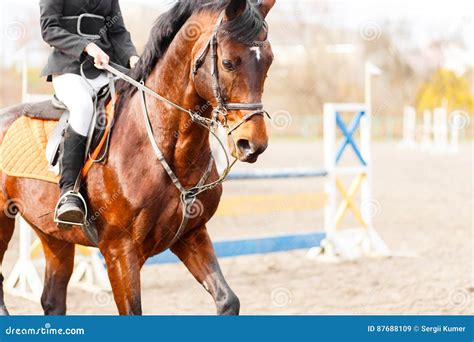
[40,0,137,81]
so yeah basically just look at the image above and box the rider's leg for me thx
[52,73,107,225]
[53,73,108,135]
[55,124,87,224]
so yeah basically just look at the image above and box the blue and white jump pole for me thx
[309,102,390,260]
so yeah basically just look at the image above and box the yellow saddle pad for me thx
[1,116,60,183]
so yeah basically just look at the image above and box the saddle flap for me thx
[46,112,70,174]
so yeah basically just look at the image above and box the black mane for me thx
[117,0,264,99]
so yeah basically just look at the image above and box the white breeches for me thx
[52,73,109,136]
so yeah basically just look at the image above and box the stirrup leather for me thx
[54,190,88,227]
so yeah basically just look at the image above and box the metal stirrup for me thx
[53,190,88,226]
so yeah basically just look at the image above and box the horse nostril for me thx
[236,139,252,155]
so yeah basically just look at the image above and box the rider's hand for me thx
[129,56,140,68]
[85,43,110,69]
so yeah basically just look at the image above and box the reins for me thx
[103,62,236,247]
[97,10,268,247]
[102,63,237,190]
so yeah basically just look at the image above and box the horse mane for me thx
[116,0,265,100]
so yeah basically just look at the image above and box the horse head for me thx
[191,0,275,163]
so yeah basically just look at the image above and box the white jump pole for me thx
[432,108,440,153]
[404,106,460,155]
[323,103,336,245]
[450,112,460,153]
[400,106,417,149]
[439,108,448,152]
[4,217,43,301]
[362,63,390,257]
[362,63,374,230]
[4,60,44,301]
[21,53,28,103]
[432,107,448,154]
[70,249,112,293]
[420,110,432,151]
[5,221,111,302]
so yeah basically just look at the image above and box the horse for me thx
[0,0,274,315]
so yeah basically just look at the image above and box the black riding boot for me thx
[56,126,87,226]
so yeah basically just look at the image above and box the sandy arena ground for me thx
[3,140,473,315]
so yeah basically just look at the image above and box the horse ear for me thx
[257,0,275,18]
[225,0,247,20]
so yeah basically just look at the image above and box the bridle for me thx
[192,11,270,136]
[100,9,270,247]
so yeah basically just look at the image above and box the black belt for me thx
[61,13,105,39]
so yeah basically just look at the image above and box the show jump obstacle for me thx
[400,105,461,154]
[5,216,111,302]
[6,78,390,300]
[308,103,390,260]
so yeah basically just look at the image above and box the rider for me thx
[40,0,139,226]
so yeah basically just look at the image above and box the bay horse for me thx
[0,0,274,315]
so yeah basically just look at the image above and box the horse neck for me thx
[124,34,212,184]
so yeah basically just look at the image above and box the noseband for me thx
[192,11,270,135]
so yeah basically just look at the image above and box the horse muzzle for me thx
[231,136,267,163]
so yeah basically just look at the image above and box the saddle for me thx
[32,85,111,176]
[0,84,114,184]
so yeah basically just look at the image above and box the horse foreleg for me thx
[171,226,240,315]
[0,201,15,315]
[38,233,75,315]
[101,240,143,315]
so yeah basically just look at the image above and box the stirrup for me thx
[54,190,88,228]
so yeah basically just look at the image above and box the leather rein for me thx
[101,10,269,247]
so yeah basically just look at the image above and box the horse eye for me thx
[222,60,235,71]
